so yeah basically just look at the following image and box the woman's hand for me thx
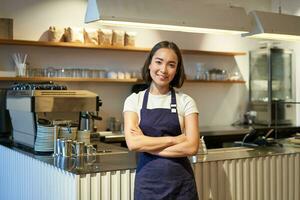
[130,125,185,143]
[124,111,183,152]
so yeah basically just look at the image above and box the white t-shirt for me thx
[123,89,199,133]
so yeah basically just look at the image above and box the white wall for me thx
[0,0,281,130]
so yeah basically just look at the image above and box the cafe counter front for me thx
[0,141,299,200]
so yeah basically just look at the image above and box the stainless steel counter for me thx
[1,139,300,175]
[192,144,300,163]
[0,140,136,175]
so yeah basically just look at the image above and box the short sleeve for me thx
[123,92,139,113]
[182,94,199,116]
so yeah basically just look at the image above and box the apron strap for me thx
[170,88,177,113]
[142,88,150,109]
[142,88,177,111]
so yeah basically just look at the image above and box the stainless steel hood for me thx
[242,10,300,41]
[85,0,251,34]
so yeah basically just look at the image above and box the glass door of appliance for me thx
[250,48,269,102]
[271,48,293,101]
[249,47,294,125]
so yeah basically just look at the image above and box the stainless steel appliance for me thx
[249,46,295,126]
[79,111,102,132]
[6,89,101,149]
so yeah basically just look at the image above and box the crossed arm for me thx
[123,111,199,157]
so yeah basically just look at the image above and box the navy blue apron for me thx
[134,88,198,200]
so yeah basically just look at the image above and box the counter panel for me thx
[1,142,300,199]
[0,145,78,200]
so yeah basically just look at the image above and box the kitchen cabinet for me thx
[0,39,246,84]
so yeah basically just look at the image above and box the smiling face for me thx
[148,48,178,91]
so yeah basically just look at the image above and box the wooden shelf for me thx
[0,39,246,56]
[186,79,246,84]
[0,76,245,84]
[0,76,139,83]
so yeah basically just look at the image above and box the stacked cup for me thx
[77,130,91,144]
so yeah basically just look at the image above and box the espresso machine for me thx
[6,84,101,150]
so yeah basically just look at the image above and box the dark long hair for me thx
[142,41,186,88]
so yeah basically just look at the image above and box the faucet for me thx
[240,126,259,147]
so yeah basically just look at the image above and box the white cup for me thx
[117,71,125,79]
[107,71,118,79]
[124,72,131,79]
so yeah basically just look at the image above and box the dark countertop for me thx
[96,125,300,144]
[98,126,249,140]
[200,126,249,136]
[1,138,300,175]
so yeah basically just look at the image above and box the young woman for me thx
[123,41,199,199]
